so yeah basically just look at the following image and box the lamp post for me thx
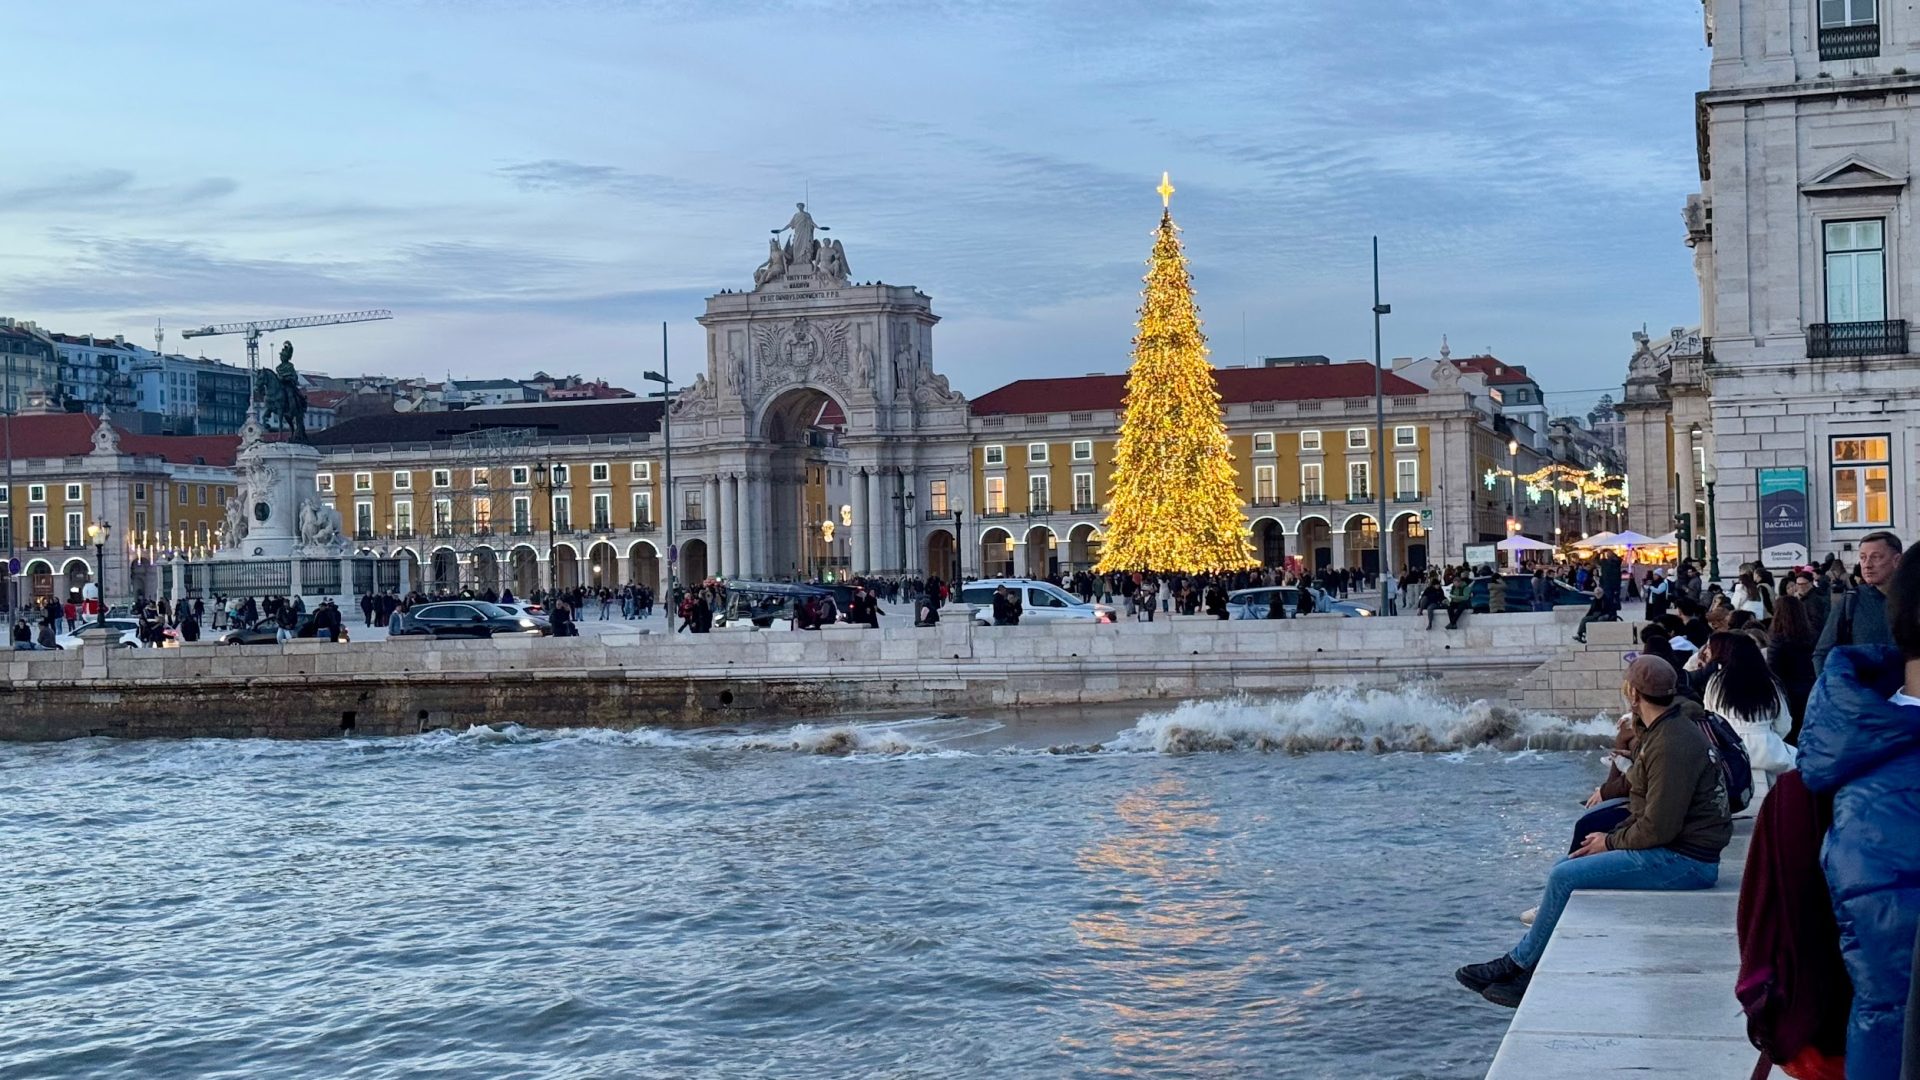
[644,324,676,607]
[891,488,915,577]
[1704,464,1721,585]
[87,519,110,616]
[951,498,966,583]
[1370,235,1391,615]
[1506,438,1520,537]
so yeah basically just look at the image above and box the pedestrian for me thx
[1768,593,1818,743]
[1445,574,1470,631]
[1815,531,1902,669]
[360,592,375,627]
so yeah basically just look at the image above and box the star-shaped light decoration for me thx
[1482,468,1499,491]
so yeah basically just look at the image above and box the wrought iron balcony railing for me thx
[679,517,707,531]
[1809,319,1907,359]
[1819,21,1879,60]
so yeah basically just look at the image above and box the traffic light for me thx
[1674,512,1692,546]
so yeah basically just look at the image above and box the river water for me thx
[0,687,1609,1080]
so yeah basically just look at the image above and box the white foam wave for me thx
[1102,688,1611,755]
[431,720,951,757]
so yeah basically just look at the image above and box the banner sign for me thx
[1463,542,1497,569]
[1757,467,1810,569]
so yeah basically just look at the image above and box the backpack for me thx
[1694,709,1754,815]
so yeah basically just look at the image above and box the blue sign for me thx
[668,544,679,565]
[1757,467,1810,569]
[6,557,17,575]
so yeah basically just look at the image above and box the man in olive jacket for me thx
[1456,654,1733,1007]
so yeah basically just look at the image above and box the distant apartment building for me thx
[443,378,537,408]
[128,352,251,435]
[0,319,60,414]
[49,333,139,414]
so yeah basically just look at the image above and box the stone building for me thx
[0,413,238,609]
[1690,0,1920,569]
[1619,326,1715,556]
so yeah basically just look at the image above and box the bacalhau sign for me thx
[1757,467,1810,568]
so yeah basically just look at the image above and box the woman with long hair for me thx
[1768,592,1818,742]
[1702,631,1796,801]
[1733,568,1773,620]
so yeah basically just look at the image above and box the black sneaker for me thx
[1481,969,1532,1008]
[1454,955,1523,993]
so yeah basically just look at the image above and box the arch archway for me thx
[470,546,500,595]
[551,543,580,590]
[1343,513,1380,576]
[394,547,421,595]
[979,527,1014,579]
[508,545,539,596]
[430,548,460,595]
[627,540,660,592]
[1066,523,1103,571]
[925,529,957,582]
[1390,511,1427,572]
[587,541,620,590]
[1250,517,1286,568]
[1021,525,1057,578]
[758,385,851,578]
[679,538,708,584]
[1296,516,1332,573]
[24,559,53,601]
[60,558,91,604]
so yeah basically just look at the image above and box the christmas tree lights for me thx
[1095,174,1257,574]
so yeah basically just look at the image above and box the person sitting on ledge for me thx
[1454,654,1733,1007]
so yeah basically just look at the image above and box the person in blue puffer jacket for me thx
[1799,544,1920,1080]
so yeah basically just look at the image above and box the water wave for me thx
[1103,688,1611,755]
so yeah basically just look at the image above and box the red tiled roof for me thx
[0,414,238,467]
[306,390,349,408]
[969,362,1426,416]
[1449,355,1535,386]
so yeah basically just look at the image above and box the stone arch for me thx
[1020,524,1057,578]
[1066,522,1104,571]
[925,528,957,582]
[586,541,620,589]
[1295,518,1332,573]
[626,539,661,592]
[508,544,540,596]
[679,537,709,584]
[429,547,461,594]
[756,384,853,443]
[1249,516,1287,568]
[470,546,501,594]
[1343,513,1381,576]
[1389,511,1428,572]
[59,557,91,601]
[979,526,1015,579]
[551,544,580,590]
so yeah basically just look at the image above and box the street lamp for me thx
[891,488,915,578]
[1370,235,1391,614]
[1506,438,1520,535]
[950,497,966,583]
[1703,463,1721,585]
[644,342,676,608]
[87,519,110,616]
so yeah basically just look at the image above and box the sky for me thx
[0,1,1710,415]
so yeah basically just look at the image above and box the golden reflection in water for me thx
[1059,776,1308,1074]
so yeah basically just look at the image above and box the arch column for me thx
[851,469,870,574]
[735,471,755,578]
[713,474,732,579]
[867,467,888,575]
[1330,530,1348,569]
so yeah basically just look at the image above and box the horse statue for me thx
[255,341,310,443]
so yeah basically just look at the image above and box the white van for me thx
[956,578,1115,625]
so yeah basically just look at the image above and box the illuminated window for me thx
[1831,434,1891,527]
[1300,430,1322,452]
[1253,432,1275,454]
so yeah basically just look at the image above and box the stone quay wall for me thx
[0,610,1612,742]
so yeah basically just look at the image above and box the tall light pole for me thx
[951,499,966,583]
[644,321,676,608]
[1506,438,1520,539]
[3,348,13,625]
[1371,236,1391,615]
[87,519,110,616]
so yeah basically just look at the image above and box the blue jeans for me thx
[1510,847,1718,969]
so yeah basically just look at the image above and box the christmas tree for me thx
[1095,173,1256,574]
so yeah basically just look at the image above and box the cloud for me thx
[0,171,237,214]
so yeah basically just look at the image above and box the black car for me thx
[390,601,542,638]
[220,614,347,644]
[1468,575,1592,614]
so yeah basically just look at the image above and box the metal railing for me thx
[1808,319,1907,358]
[1394,492,1423,503]
[680,517,707,531]
[628,520,657,533]
[1070,502,1100,513]
[1819,21,1879,59]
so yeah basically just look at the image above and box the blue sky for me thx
[0,1,1708,413]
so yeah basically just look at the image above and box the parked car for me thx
[59,618,143,649]
[389,601,542,638]
[1226,586,1373,619]
[219,615,351,645]
[1468,575,1592,614]
[956,579,1116,625]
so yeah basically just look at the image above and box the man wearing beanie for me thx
[1455,654,1734,1007]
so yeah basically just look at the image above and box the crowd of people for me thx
[1452,529,1918,1080]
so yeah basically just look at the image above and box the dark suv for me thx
[1468,575,1592,614]
[390,601,542,638]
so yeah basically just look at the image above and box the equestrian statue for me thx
[255,340,310,443]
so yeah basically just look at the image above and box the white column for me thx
[719,474,738,579]
[851,469,870,574]
[735,471,755,578]
[867,468,889,575]
[706,476,724,578]
[1330,530,1348,569]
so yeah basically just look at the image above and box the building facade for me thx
[0,320,59,415]
[1693,0,1920,569]
[49,333,140,415]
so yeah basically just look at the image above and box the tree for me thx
[1095,176,1256,574]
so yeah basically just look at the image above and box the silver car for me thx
[956,579,1116,625]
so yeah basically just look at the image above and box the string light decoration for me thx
[1095,173,1257,573]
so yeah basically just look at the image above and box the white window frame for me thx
[432,468,452,489]
[551,494,571,530]
[928,479,949,515]
[355,501,374,537]
[27,484,45,503]
[1394,425,1417,448]
[591,492,613,530]
[1071,439,1093,462]
[551,464,569,485]
[1830,433,1893,528]
[632,491,653,526]
[1254,465,1276,503]
[1396,458,1419,498]
[353,471,372,492]
[1347,427,1369,450]
[316,475,334,494]
[983,445,1005,466]
[985,476,1007,513]
[64,511,82,548]
[1252,432,1275,455]
[631,461,651,482]
[1301,463,1324,500]
[1027,442,1049,465]
[511,496,531,532]
[591,462,610,483]
[1072,472,1095,510]
[511,466,530,486]
[64,483,82,502]
[1820,0,1877,28]
[392,470,412,490]
[29,512,46,546]
[1028,474,1051,511]
[1300,430,1322,452]
[1348,461,1372,499]
[433,498,454,533]
[1824,218,1887,324]
[471,467,489,488]
[471,495,492,534]
[394,501,414,537]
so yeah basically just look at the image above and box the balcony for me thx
[1819,21,1879,60]
[1301,494,1327,506]
[1250,497,1284,508]
[431,527,454,539]
[26,542,48,551]
[509,525,534,537]
[680,517,707,531]
[1394,492,1424,503]
[1345,492,1374,504]
[978,508,1011,519]
[1027,501,1053,515]
[628,520,657,533]
[395,528,415,540]
[1809,319,1907,359]
[355,529,374,541]
[1070,502,1100,514]
[591,520,613,533]
[922,508,955,521]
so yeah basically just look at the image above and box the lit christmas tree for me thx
[1095,173,1257,574]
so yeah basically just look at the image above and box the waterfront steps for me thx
[1485,822,1771,1078]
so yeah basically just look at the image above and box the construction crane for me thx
[180,309,393,373]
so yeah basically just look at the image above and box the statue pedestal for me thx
[232,439,323,560]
